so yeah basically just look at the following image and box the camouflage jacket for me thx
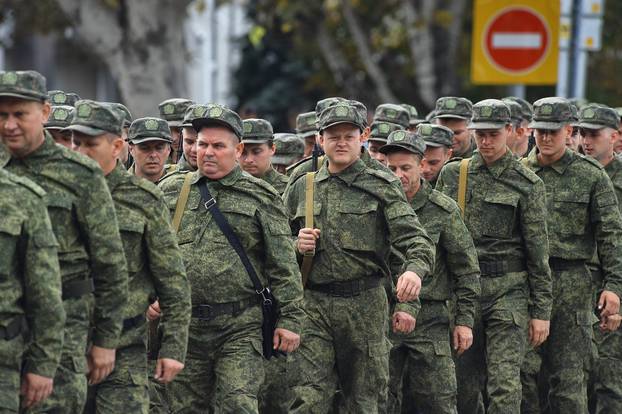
[0,169,65,378]
[106,163,191,361]
[159,166,305,333]
[437,149,552,320]
[1,133,128,348]
[261,166,289,195]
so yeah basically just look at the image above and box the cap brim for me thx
[63,124,109,136]
[467,121,508,130]
[129,137,172,144]
[435,114,470,120]
[242,138,271,144]
[297,130,317,138]
[44,125,66,131]
[272,155,298,165]
[192,119,241,139]
[379,143,422,155]
[527,120,565,130]
[409,119,425,126]
[167,120,183,127]
[319,120,362,132]
[577,122,610,130]
[368,137,388,143]
[423,140,446,148]
[0,92,46,102]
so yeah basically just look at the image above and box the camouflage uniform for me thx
[419,123,454,188]
[0,169,65,413]
[436,100,552,414]
[0,73,128,414]
[283,103,435,413]
[45,105,75,130]
[128,117,175,182]
[400,103,425,129]
[522,98,622,414]
[159,104,305,413]
[373,103,410,129]
[296,112,318,139]
[159,98,194,165]
[434,97,477,159]
[379,131,481,414]
[48,89,80,107]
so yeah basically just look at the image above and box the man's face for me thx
[303,136,316,158]
[581,127,616,163]
[171,127,182,148]
[421,145,452,182]
[239,142,275,177]
[535,125,571,158]
[182,126,198,169]
[196,126,242,180]
[565,127,580,152]
[273,163,287,174]
[0,98,50,158]
[506,124,519,149]
[319,123,363,170]
[129,140,171,182]
[474,125,510,163]
[387,151,422,199]
[615,126,622,154]
[49,129,73,149]
[72,132,122,174]
[119,127,130,164]
[436,118,470,155]
[367,140,387,165]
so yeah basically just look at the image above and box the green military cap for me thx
[181,104,202,127]
[65,99,123,136]
[425,110,436,122]
[296,111,318,138]
[45,105,75,130]
[418,123,454,148]
[128,117,172,144]
[48,90,80,107]
[501,99,523,123]
[401,103,424,126]
[373,103,410,129]
[569,97,589,110]
[569,103,580,126]
[158,98,195,127]
[529,97,574,130]
[318,102,365,133]
[0,70,47,102]
[615,107,622,119]
[504,96,533,121]
[191,103,244,139]
[272,133,304,165]
[434,96,473,120]
[106,102,132,128]
[379,130,425,156]
[349,99,369,128]
[242,118,274,143]
[315,97,346,117]
[468,99,511,130]
[577,104,621,130]
[369,121,404,143]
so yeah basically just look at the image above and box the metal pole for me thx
[509,84,526,99]
[568,0,582,97]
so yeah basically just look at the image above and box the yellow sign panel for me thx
[471,0,559,84]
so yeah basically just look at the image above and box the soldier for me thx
[434,97,476,159]
[284,101,434,413]
[44,105,74,148]
[436,99,552,414]
[576,104,622,414]
[158,98,194,164]
[367,121,405,166]
[400,103,425,131]
[615,107,622,154]
[48,89,80,107]
[175,104,200,173]
[0,168,65,412]
[240,118,289,194]
[418,123,454,187]
[128,117,174,183]
[503,96,534,158]
[380,130,480,414]
[106,102,133,168]
[373,103,410,130]
[521,98,622,414]
[0,71,128,413]
[273,133,305,174]
[158,103,304,412]
[296,111,318,158]
[502,99,526,158]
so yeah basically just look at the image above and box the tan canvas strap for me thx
[300,172,316,286]
[457,158,470,218]
[172,172,193,233]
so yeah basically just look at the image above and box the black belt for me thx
[478,259,526,277]
[191,296,260,320]
[307,276,382,297]
[122,313,146,331]
[62,278,95,300]
[0,315,24,341]
[549,257,586,271]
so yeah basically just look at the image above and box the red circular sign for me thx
[483,7,550,74]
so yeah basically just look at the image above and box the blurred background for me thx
[0,0,619,130]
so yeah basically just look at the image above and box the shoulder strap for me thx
[521,157,529,166]
[300,172,316,286]
[172,172,193,233]
[197,179,264,293]
[457,158,470,217]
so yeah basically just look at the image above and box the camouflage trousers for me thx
[455,276,529,414]
[387,299,457,414]
[148,358,172,414]
[289,286,391,414]
[167,305,265,413]
[27,295,92,414]
[0,332,23,413]
[519,346,548,414]
[258,355,291,414]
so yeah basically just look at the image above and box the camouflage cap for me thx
[569,103,580,126]
[158,98,195,127]
[349,99,369,128]
[569,97,589,110]
[45,105,75,130]
[577,104,621,130]
[418,123,454,148]
[318,102,365,133]
[181,104,202,127]
[401,103,424,126]
[368,121,404,143]
[504,96,533,121]
[272,133,305,165]
[468,99,511,130]
[315,97,346,117]
[242,118,274,143]
[529,97,574,130]
[373,103,410,129]
[434,97,473,120]
[106,102,132,128]
[48,90,80,107]
[65,99,123,136]
[501,98,523,123]
[128,117,172,144]
[296,111,318,138]
[379,130,425,156]
[191,103,243,139]
[0,70,47,101]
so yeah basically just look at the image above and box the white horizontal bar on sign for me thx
[491,33,542,49]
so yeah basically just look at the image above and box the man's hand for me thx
[273,328,301,353]
[87,346,116,385]
[395,271,422,302]
[529,319,550,347]
[20,373,53,409]
[600,313,622,332]
[452,325,473,356]
[147,300,161,321]
[392,311,416,334]
[598,290,621,318]
[154,358,184,383]
[297,228,320,254]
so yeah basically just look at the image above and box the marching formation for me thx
[0,69,621,414]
